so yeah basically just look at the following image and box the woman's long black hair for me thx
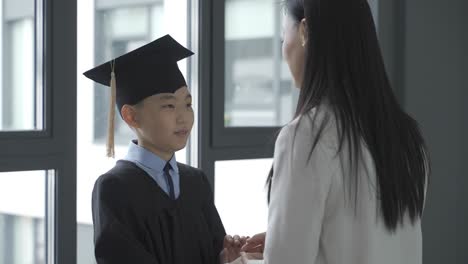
[267,0,429,231]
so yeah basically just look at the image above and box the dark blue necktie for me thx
[163,162,175,200]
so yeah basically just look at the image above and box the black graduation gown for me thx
[92,160,226,264]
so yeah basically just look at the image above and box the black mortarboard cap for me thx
[83,34,194,111]
[83,34,194,158]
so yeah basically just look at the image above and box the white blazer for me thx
[264,107,423,264]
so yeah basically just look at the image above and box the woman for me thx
[241,0,429,263]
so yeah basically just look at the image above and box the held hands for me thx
[241,232,266,255]
[220,235,248,263]
[221,232,266,263]
[237,232,266,263]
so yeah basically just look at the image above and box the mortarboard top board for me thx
[83,34,194,158]
[83,34,194,111]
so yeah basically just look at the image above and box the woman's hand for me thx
[240,232,266,253]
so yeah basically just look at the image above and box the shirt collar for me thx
[125,140,178,173]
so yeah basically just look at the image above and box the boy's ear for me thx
[121,104,140,128]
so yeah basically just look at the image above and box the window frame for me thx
[211,0,287,149]
[0,0,77,263]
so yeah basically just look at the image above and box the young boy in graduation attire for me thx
[84,35,244,264]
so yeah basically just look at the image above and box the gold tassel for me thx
[107,61,116,158]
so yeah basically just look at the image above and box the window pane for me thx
[224,0,298,127]
[0,0,43,131]
[224,0,379,127]
[77,1,189,263]
[0,170,47,264]
[215,159,271,236]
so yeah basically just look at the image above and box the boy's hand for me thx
[240,232,266,253]
[220,235,248,263]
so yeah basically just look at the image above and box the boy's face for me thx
[132,86,194,157]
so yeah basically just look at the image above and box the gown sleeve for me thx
[264,117,337,264]
[92,175,160,264]
[200,170,227,261]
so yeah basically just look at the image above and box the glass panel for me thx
[224,0,298,127]
[0,0,43,131]
[215,159,272,236]
[0,170,47,264]
[77,1,189,263]
[224,0,379,127]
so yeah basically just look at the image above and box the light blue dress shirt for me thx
[123,140,180,198]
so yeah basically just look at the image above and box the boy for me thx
[84,35,243,264]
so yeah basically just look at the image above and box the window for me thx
[215,159,271,236]
[224,0,298,127]
[0,0,75,263]
[0,0,42,131]
[0,170,53,264]
[0,0,77,262]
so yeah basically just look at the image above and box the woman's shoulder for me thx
[277,105,339,150]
